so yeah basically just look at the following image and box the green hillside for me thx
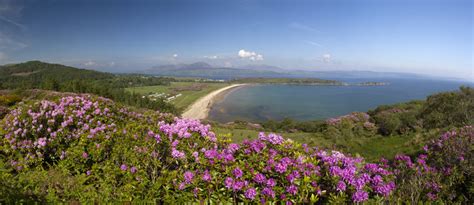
[0,61,114,89]
[0,61,178,114]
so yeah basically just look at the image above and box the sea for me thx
[208,78,473,123]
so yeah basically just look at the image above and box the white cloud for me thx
[108,61,116,66]
[238,49,263,61]
[84,61,97,66]
[172,54,178,58]
[204,55,218,59]
[322,54,331,63]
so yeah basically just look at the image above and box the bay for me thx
[208,78,472,123]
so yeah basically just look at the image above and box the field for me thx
[213,126,425,162]
[126,82,230,110]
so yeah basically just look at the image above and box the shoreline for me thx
[181,84,247,120]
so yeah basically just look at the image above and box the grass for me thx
[126,82,230,110]
[213,125,433,162]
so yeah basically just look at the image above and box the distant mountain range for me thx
[143,62,440,80]
[144,62,286,79]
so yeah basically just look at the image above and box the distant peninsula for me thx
[229,78,388,86]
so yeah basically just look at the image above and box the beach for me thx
[182,84,246,120]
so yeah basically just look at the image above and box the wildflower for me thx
[244,188,257,200]
[352,190,369,203]
[120,164,128,171]
[262,187,275,198]
[171,149,185,159]
[266,178,276,187]
[184,171,194,183]
[275,162,287,173]
[37,137,47,147]
[82,152,88,159]
[286,185,298,195]
[202,170,212,182]
[224,177,234,189]
[254,173,266,184]
[336,181,346,192]
[130,166,137,174]
[233,180,245,191]
[233,167,243,178]
[178,182,186,190]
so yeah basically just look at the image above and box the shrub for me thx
[391,126,473,203]
[0,96,395,203]
[419,86,473,129]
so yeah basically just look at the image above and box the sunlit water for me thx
[208,78,471,123]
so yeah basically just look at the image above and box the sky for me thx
[0,0,472,80]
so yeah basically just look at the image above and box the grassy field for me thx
[213,126,426,162]
[126,82,230,110]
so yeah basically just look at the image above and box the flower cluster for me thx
[391,126,473,202]
[326,112,374,127]
[1,96,397,203]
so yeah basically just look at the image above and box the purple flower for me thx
[233,180,245,191]
[227,143,240,153]
[262,187,275,198]
[171,149,185,159]
[202,170,212,182]
[37,137,47,147]
[120,164,128,171]
[254,173,266,184]
[427,192,437,201]
[178,182,186,190]
[352,190,369,203]
[224,177,234,189]
[86,170,92,176]
[286,185,298,195]
[130,166,137,174]
[336,181,346,192]
[275,162,287,173]
[204,149,218,159]
[266,178,276,187]
[233,167,243,178]
[184,171,194,183]
[82,152,88,159]
[244,188,257,200]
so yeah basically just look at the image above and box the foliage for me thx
[0,61,178,114]
[0,94,22,107]
[0,96,396,203]
[419,86,474,129]
[391,126,473,203]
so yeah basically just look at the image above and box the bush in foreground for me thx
[0,95,471,203]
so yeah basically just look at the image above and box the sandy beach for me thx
[182,84,246,120]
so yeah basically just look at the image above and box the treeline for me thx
[0,61,179,114]
[259,86,473,136]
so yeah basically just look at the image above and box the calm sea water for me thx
[208,78,472,123]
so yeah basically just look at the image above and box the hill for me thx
[145,62,286,79]
[0,61,178,114]
[0,61,114,89]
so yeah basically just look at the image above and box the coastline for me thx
[181,84,247,120]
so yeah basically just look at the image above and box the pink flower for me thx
[120,164,128,171]
[233,167,243,178]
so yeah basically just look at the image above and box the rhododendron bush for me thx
[0,96,472,203]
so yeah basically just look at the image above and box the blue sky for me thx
[0,0,472,80]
